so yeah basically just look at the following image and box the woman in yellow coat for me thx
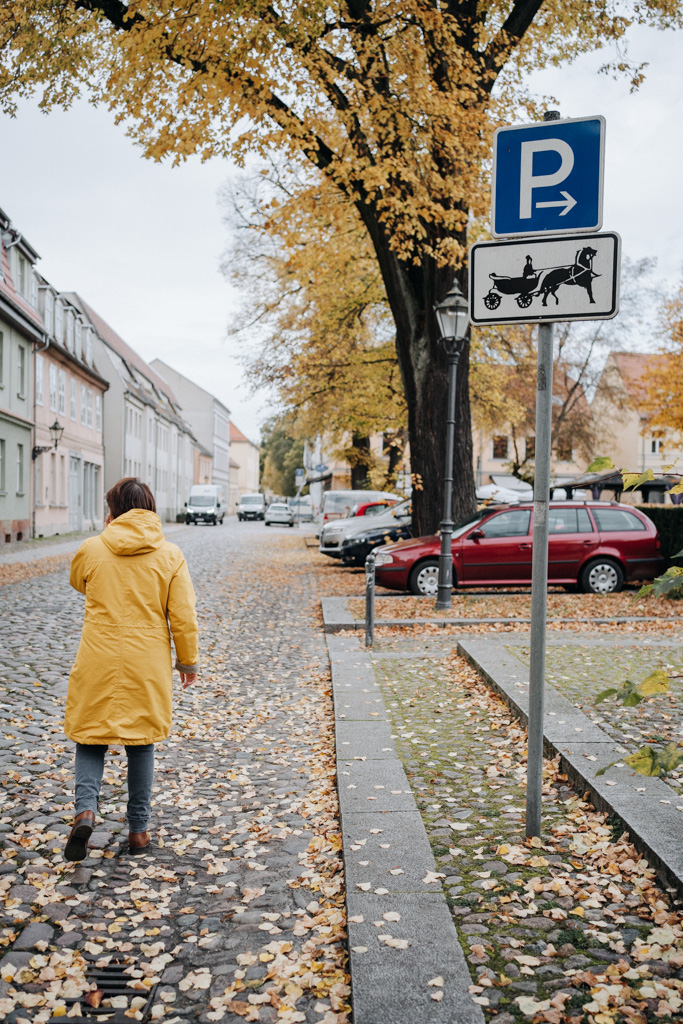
[64,477,198,861]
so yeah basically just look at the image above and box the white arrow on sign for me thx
[536,190,577,216]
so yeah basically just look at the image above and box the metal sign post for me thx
[365,551,376,648]
[470,109,618,840]
[525,321,554,838]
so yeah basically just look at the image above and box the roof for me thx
[0,237,44,333]
[230,421,258,446]
[69,294,179,406]
[608,352,667,404]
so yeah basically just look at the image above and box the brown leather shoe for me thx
[128,831,151,852]
[64,810,95,862]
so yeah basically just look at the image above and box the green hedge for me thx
[635,505,683,563]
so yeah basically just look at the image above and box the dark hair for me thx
[105,478,156,519]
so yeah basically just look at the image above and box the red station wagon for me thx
[373,501,665,596]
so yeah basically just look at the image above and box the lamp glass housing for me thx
[49,419,64,448]
[435,283,469,341]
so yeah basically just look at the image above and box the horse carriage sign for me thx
[469,232,620,325]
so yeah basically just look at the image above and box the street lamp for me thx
[32,419,64,460]
[434,281,470,610]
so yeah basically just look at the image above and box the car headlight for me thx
[374,552,394,567]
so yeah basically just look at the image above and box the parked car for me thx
[319,489,400,529]
[288,497,314,522]
[185,484,225,525]
[373,501,664,595]
[265,502,295,527]
[341,517,412,566]
[320,498,411,557]
[238,493,266,521]
[349,500,398,518]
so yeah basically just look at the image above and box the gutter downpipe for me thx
[32,331,50,539]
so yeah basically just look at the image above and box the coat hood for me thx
[101,509,165,556]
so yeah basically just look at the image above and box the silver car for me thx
[319,498,411,556]
[265,502,295,527]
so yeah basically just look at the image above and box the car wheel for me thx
[580,558,624,594]
[408,558,440,596]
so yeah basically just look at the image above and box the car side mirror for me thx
[470,528,485,540]
[217,503,221,508]
[184,502,187,507]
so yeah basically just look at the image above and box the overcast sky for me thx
[1,22,681,442]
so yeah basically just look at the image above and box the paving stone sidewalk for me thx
[358,634,683,1023]
[0,522,349,1023]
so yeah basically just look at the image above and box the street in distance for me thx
[468,232,620,326]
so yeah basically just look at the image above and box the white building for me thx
[68,296,197,522]
[149,359,231,499]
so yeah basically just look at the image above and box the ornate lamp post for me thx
[32,418,64,460]
[434,281,470,610]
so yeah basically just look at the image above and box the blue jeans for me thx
[75,744,154,833]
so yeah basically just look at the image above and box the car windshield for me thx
[390,499,411,518]
[190,496,215,506]
[241,496,263,505]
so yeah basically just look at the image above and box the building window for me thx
[80,384,87,425]
[651,434,663,454]
[35,354,44,406]
[492,435,508,460]
[16,443,24,494]
[17,345,26,398]
[58,368,66,415]
[49,364,58,411]
[55,301,64,343]
[66,312,75,353]
[74,321,82,360]
[44,291,54,334]
[16,253,28,297]
[556,442,573,462]
[0,439,5,492]
[96,394,102,432]
[30,274,38,308]
[85,328,93,363]
[70,378,77,421]
[87,388,93,428]
[525,436,535,460]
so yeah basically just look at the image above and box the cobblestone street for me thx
[0,522,349,1023]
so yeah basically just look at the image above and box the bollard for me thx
[365,551,376,648]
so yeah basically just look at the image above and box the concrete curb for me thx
[320,598,679,633]
[327,632,485,1024]
[458,636,683,897]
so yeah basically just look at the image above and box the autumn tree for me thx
[642,275,683,440]
[222,165,407,491]
[2,2,680,531]
[472,259,661,484]
[260,414,306,497]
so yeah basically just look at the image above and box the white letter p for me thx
[519,139,574,219]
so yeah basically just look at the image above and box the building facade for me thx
[69,297,197,522]
[149,359,231,501]
[33,281,108,537]
[229,422,260,501]
[0,211,44,542]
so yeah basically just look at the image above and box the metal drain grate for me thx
[47,956,159,1023]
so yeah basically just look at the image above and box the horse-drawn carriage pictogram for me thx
[482,245,599,311]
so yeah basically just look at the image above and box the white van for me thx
[237,493,266,521]
[185,484,225,526]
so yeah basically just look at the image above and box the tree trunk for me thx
[349,434,371,489]
[356,205,477,535]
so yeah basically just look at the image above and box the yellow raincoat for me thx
[65,509,198,745]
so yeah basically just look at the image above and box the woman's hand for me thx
[181,672,197,690]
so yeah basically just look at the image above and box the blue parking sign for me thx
[492,116,604,237]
